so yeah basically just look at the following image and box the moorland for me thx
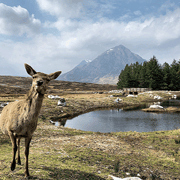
[0,76,180,179]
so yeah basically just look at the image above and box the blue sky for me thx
[0,0,180,76]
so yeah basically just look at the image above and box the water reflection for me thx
[58,109,180,133]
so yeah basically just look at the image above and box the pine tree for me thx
[146,56,163,90]
[139,61,149,88]
[169,60,180,90]
[162,62,171,90]
[117,64,133,88]
[131,62,141,87]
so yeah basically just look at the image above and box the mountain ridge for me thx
[58,45,146,84]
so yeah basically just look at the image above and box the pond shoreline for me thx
[47,96,177,124]
[142,106,180,113]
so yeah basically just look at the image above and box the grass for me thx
[0,90,180,179]
[1,123,180,179]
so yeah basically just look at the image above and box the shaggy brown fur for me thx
[0,64,61,177]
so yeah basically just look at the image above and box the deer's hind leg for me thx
[8,131,17,171]
[17,138,21,165]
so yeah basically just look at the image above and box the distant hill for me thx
[58,45,146,84]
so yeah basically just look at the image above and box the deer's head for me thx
[25,63,61,95]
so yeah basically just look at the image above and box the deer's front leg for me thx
[17,138,21,165]
[8,131,17,171]
[24,136,32,177]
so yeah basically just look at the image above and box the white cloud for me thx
[36,0,118,21]
[0,3,41,36]
[36,0,84,18]
[1,2,180,76]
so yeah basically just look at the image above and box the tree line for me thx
[117,56,180,90]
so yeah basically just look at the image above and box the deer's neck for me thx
[26,87,44,117]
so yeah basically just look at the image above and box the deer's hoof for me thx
[18,157,21,165]
[11,160,16,171]
[25,171,30,178]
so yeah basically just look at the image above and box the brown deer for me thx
[0,64,61,177]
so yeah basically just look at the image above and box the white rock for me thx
[0,102,9,108]
[108,175,142,180]
[172,95,177,99]
[149,105,163,109]
[48,95,61,99]
[57,98,66,106]
[153,95,162,100]
[49,120,55,124]
[123,178,142,180]
[109,90,123,93]
[115,98,122,103]
[48,95,54,99]
[54,95,61,99]
[127,94,137,97]
[108,175,123,180]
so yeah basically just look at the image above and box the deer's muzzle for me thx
[36,81,43,86]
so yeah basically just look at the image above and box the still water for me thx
[62,109,180,133]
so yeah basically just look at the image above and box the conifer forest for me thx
[117,56,180,90]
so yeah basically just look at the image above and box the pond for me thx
[55,105,180,133]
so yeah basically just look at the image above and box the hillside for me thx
[0,75,117,95]
[58,45,146,84]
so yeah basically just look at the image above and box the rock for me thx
[149,105,163,109]
[48,95,61,99]
[0,102,9,108]
[172,95,177,99]
[127,94,137,97]
[109,90,123,93]
[153,95,162,100]
[57,98,66,106]
[108,175,142,180]
[49,120,55,125]
[115,98,122,103]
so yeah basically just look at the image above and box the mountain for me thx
[58,45,146,84]
[76,60,91,67]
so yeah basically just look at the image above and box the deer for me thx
[0,63,61,177]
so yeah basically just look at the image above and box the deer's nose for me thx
[37,80,43,86]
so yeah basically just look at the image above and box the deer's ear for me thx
[24,63,37,76]
[48,71,62,80]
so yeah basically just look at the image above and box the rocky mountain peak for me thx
[58,45,146,84]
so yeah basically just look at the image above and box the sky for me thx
[0,0,180,76]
